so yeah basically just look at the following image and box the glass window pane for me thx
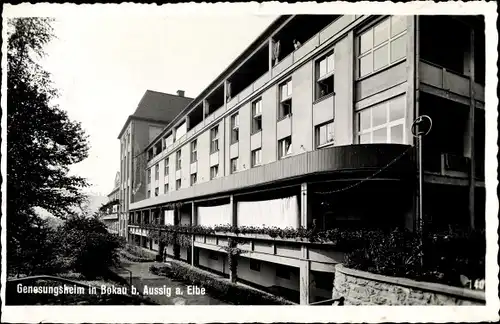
[359,110,371,130]
[281,85,287,99]
[374,19,390,46]
[319,59,327,77]
[373,128,387,143]
[359,53,373,77]
[359,30,373,54]
[327,54,334,73]
[374,44,389,70]
[359,133,371,144]
[319,126,327,145]
[287,80,293,96]
[390,124,404,144]
[389,96,405,121]
[372,105,387,128]
[391,15,407,37]
[327,123,334,142]
[390,35,407,62]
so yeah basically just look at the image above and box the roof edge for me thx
[141,15,290,153]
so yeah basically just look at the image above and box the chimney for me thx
[177,90,185,97]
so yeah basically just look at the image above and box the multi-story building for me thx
[100,172,121,234]
[117,90,193,237]
[122,15,486,304]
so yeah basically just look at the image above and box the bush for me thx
[7,217,66,277]
[124,244,156,260]
[119,250,155,263]
[57,216,125,279]
[149,262,293,305]
[344,227,485,287]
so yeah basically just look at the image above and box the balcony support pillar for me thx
[191,202,197,266]
[300,246,311,305]
[300,183,308,228]
[202,99,209,119]
[299,182,311,304]
[230,195,237,227]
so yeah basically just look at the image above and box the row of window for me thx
[146,119,336,191]
[145,94,406,196]
[358,16,407,78]
[146,16,407,166]
[143,17,409,197]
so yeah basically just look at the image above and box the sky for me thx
[38,13,277,196]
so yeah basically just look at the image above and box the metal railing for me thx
[309,296,345,306]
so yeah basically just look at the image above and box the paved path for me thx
[113,258,228,305]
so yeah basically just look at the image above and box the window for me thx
[147,190,151,198]
[315,121,335,148]
[279,79,293,119]
[230,113,239,144]
[147,168,151,184]
[357,16,407,78]
[191,140,198,163]
[276,265,291,279]
[252,99,262,133]
[154,187,159,197]
[175,179,181,190]
[155,164,159,180]
[209,251,218,260]
[190,173,197,186]
[127,153,130,179]
[230,157,238,174]
[210,126,219,153]
[164,157,169,176]
[210,165,219,180]
[251,149,262,167]
[357,95,406,144]
[250,260,261,272]
[124,156,127,180]
[315,52,335,100]
[176,150,182,170]
[278,137,293,159]
[164,183,169,193]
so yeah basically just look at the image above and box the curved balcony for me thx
[131,144,412,210]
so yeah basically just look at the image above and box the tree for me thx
[57,216,125,278]
[7,18,90,273]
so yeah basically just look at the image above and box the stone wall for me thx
[332,264,485,305]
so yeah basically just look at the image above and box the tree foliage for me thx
[7,18,90,274]
[7,17,89,219]
[57,216,125,278]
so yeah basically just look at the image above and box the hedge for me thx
[344,227,485,287]
[149,262,294,305]
[120,244,156,262]
[142,223,484,288]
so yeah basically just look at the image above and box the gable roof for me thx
[133,90,193,122]
[118,90,193,139]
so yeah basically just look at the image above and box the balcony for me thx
[132,144,412,210]
[130,224,344,272]
[101,213,119,221]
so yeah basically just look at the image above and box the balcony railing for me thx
[133,144,412,210]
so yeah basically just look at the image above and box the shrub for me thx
[57,216,125,279]
[149,262,293,305]
[119,250,155,263]
[344,227,485,287]
[122,244,156,261]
